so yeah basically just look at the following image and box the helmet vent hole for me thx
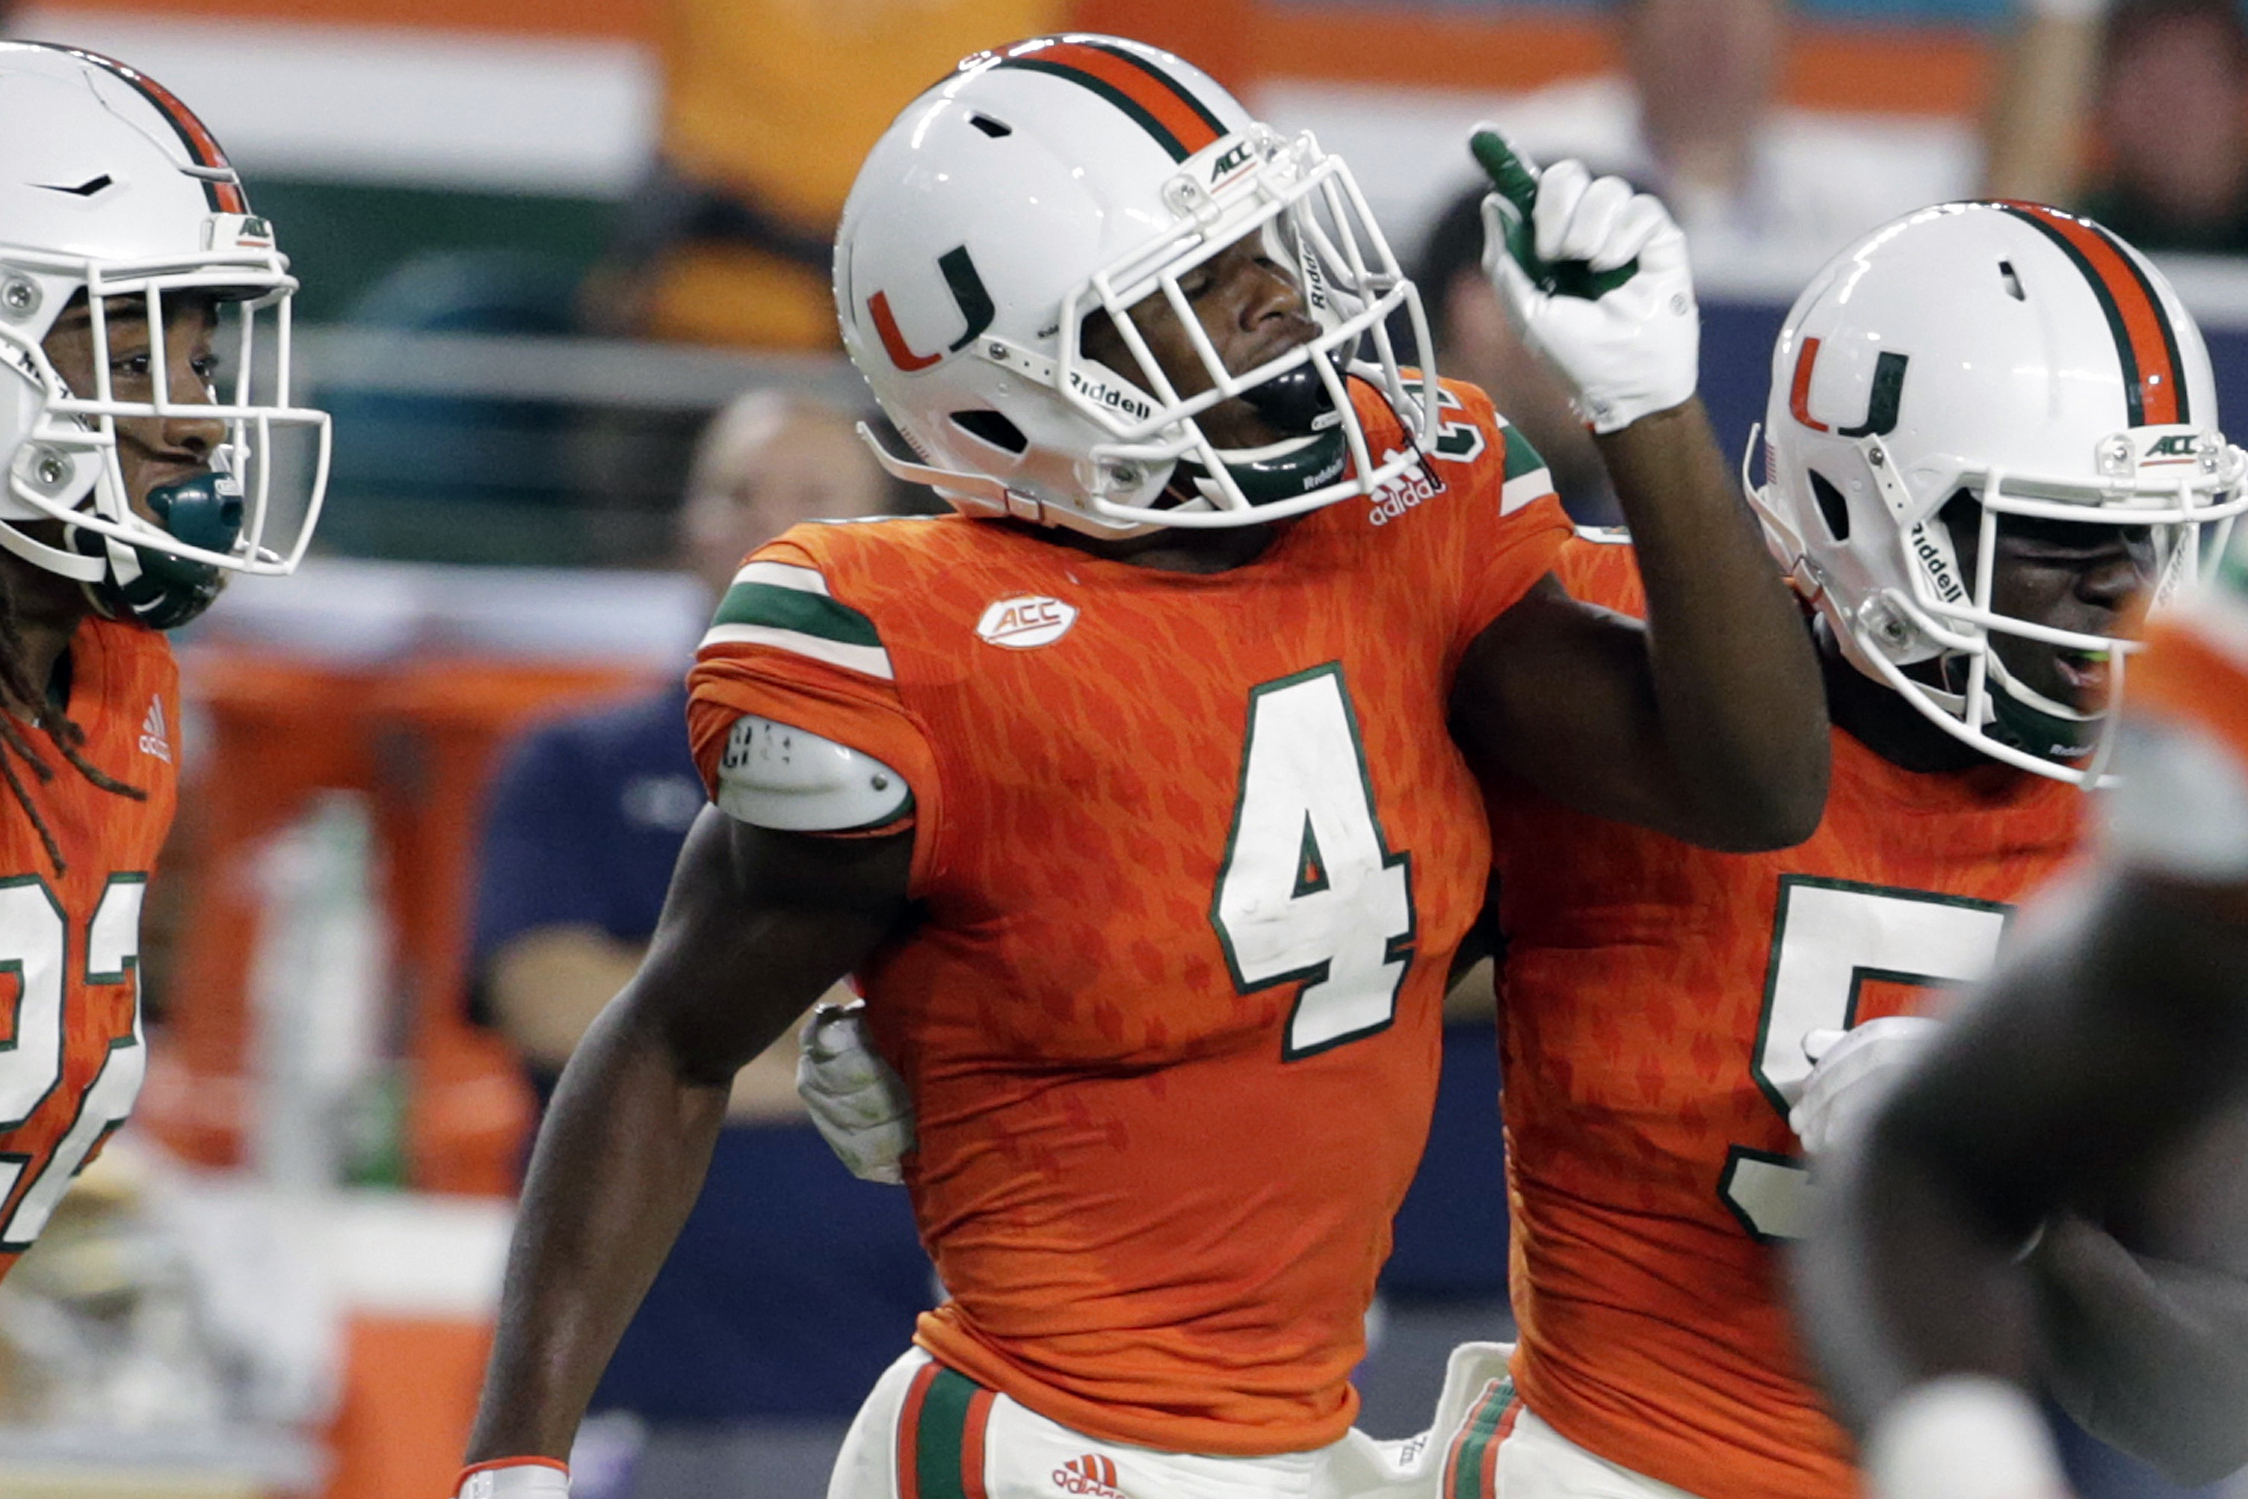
[1808,468,1852,542]
[969,113,1013,139]
[1998,260,2026,301]
[950,409,1028,454]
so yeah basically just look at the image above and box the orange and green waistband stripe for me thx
[994,36,1227,163]
[1442,1376,1518,1499]
[1998,201,2187,428]
[66,46,248,215]
[898,1360,996,1499]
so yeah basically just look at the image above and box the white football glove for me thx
[1473,129,1699,433]
[455,1460,570,1498]
[1789,1015,1942,1161]
[797,1001,914,1185]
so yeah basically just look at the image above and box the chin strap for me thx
[855,422,1038,522]
[1179,426,1350,509]
[0,518,105,584]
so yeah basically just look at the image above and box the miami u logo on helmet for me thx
[1788,337,1910,439]
[867,246,995,372]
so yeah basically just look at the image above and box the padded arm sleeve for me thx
[714,714,913,832]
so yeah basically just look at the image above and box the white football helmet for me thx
[0,42,329,628]
[834,34,1437,537]
[1750,200,2247,785]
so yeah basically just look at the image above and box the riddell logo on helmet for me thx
[977,595,1078,649]
[1907,522,1965,604]
[1051,1453,1126,1498]
[1066,368,1153,423]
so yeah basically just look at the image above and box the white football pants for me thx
[1404,1342,1704,1499]
[828,1346,1482,1499]
[824,1342,1693,1499]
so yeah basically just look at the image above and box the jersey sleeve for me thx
[1436,381,1574,658]
[687,543,944,892]
[1554,526,1648,617]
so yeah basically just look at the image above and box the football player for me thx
[1455,197,2247,1499]
[1794,533,2248,1496]
[0,42,327,1275]
[456,34,1829,1499]
[798,196,2248,1499]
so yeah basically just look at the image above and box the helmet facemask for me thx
[0,239,331,628]
[1767,423,2248,786]
[1048,127,1438,532]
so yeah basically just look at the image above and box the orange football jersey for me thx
[1492,536,2083,1499]
[688,380,1569,1454]
[0,617,178,1278]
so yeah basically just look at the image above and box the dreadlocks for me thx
[0,578,146,876]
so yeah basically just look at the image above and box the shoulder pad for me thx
[715,715,911,832]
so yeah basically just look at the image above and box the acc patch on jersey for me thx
[976,595,1078,649]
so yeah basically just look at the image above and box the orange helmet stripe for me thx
[58,47,247,215]
[1998,201,2186,427]
[997,37,1226,163]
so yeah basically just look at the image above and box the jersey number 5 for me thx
[1211,665,1416,1060]
[1721,876,2007,1242]
[0,874,146,1252]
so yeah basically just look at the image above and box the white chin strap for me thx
[0,517,103,583]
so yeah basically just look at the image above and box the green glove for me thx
[1471,129,1637,302]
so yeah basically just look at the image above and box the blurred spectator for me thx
[1432,0,1972,274]
[588,0,1062,349]
[2078,0,2248,252]
[1411,190,1619,524]
[1623,0,1787,238]
[1985,0,2248,252]
[470,391,933,1499]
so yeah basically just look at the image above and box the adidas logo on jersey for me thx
[1367,452,1442,527]
[138,697,171,763]
[1051,1453,1125,1498]
[976,595,1078,650]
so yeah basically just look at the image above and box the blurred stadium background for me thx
[1,0,2245,1494]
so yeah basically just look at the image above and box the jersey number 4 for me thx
[0,874,146,1252]
[1211,665,1416,1060]
[1720,876,2007,1242]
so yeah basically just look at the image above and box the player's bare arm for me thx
[1797,863,2248,1491]
[2024,1106,2248,1486]
[1449,138,1828,853]
[465,810,911,1466]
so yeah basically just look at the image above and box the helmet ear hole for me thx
[950,409,1029,455]
[1807,468,1852,542]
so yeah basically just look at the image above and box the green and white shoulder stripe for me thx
[1497,418,1554,514]
[700,561,894,681]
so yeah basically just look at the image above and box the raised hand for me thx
[1472,129,1699,433]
